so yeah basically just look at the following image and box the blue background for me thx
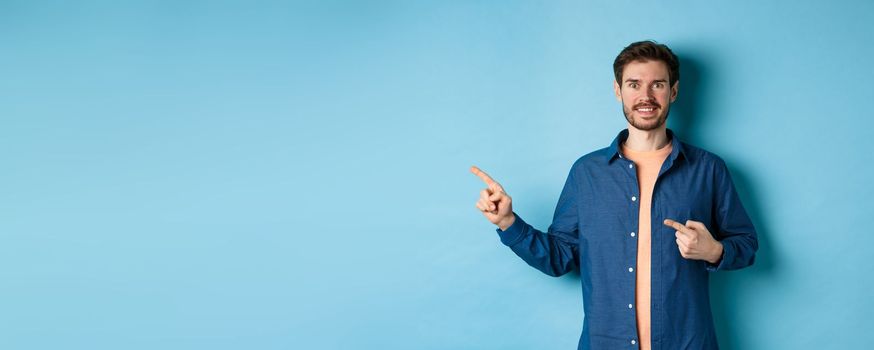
[2,1,872,349]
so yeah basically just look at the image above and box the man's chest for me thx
[573,166,715,259]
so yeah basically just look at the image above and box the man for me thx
[471,41,758,350]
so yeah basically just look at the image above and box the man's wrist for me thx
[707,241,724,264]
[497,214,516,231]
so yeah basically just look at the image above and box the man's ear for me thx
[614,80,622,102]
[670,81,679,103]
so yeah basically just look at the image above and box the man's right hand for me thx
[470,165,515,231]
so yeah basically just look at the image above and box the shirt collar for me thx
[605,128,687,164]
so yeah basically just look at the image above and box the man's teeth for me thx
[637,107,655,112]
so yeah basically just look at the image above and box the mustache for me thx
[633,102,661,109]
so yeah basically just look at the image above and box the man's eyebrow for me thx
[624,78,668,84]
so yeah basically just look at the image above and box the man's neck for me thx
[623,124,670,152]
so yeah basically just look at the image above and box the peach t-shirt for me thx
[620,141,673,350]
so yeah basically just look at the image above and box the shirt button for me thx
[631,340,637,345]
[629,163,634,168]
[631,196,637,201]
[629,267,634,272]
[630,232,636,237]
[628,303,633,309]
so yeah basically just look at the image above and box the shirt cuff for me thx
[495,212,528,247]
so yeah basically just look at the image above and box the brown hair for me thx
[613,40,680,87]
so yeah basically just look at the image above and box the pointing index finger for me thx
[470,166,504,192]
[663,219,690,234]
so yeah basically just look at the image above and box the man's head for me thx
[612,41,680,131]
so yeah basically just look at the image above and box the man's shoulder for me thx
[570,146,612,170]
[678,141,728,168]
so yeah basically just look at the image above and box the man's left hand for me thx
[663,219,723,264]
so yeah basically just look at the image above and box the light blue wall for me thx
[2,1,872,349]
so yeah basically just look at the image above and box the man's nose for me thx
[644,86,655,98]
[639,93,656,104]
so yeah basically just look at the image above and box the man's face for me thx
[613,60,678,131]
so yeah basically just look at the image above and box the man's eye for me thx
[654,83,663,88]
[629,83,638,88]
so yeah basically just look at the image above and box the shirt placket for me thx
[619,152,641,348]
[649,154,676,349]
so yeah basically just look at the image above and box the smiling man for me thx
[471,41,758,350]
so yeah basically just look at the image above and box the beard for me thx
[622,100,670,131]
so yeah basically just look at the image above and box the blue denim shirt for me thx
[496,128,758,350]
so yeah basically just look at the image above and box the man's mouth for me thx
[634,105,659,115]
